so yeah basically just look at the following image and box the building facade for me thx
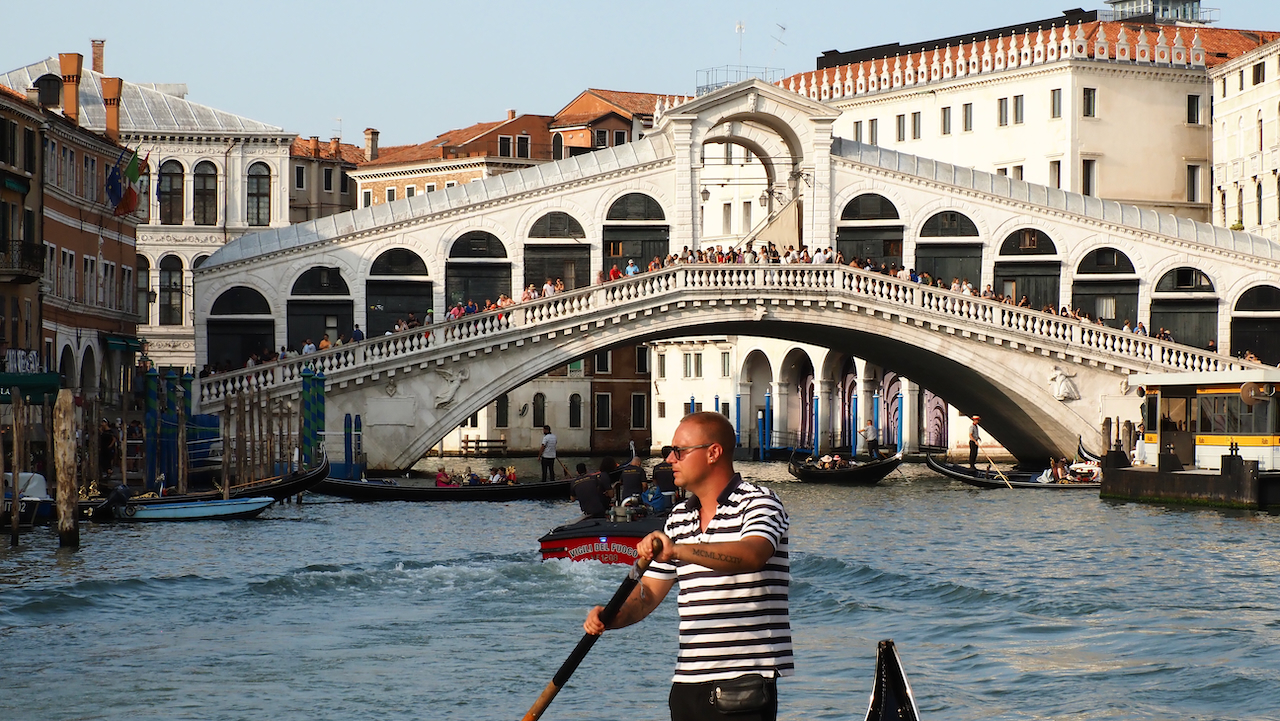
[0,54,140,405]
[289,136,361,224]
[1211,38,1280,240]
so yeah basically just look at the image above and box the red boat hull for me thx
[538,516,666,564]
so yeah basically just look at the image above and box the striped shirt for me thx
[645,474,792,682]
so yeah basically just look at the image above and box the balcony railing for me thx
[0,241,45,282]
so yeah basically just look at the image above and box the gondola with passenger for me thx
[925,454,1100,489]
[787,450,904,485]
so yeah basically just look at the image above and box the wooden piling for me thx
[54,389,78,548]
[11,388,23,545]
[220,407,230,501]
[119,414,127,489]
[176,390,188,495]
[236,394,246,489]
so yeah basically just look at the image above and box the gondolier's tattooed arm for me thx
[689,547,742,565]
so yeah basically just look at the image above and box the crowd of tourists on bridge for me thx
[216,239,1246,371]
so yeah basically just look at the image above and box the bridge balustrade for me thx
[197,263,1259,409]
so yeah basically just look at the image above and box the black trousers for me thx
[866,440,879,459]
[969,440,979,467]
[540,457,555,483]
[669,677,777,721]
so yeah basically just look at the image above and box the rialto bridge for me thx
[193,79,1275,470]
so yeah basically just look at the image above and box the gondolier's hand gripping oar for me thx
[521,538,662,721]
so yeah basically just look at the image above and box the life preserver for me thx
[123,505,136,517]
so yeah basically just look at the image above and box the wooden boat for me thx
[312,475,571,502]
[2,496,47,527]
[80,458,330,521]
[865,639,922,721]
[539,513,667,564]
[925,455,1100,489]
[112,496,276,521]
[1077,438,1103,464]
[787,451,904,485]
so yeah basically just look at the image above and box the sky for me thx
[6,0,1280,147]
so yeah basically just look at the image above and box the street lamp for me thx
[700,187,710,202]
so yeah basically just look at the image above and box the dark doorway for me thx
[287,300,353,352]
[994,262,1061,309]
[525,245,591,290]
[915,244,982,287]
[208,320,274,369]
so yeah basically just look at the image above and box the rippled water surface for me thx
[3,462,1279,721]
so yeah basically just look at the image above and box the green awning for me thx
[0,373,62,405]
[105,334,143,352]
[2,176,29,194]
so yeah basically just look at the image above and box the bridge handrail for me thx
[197,262,1261,408]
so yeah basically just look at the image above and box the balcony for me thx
[0,241,44,284]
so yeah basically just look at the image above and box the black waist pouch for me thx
[711,673,772,713]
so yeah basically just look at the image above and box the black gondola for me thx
[925,455,1100,489]
[312,475,571,502]
[865,639,922,721]
[1077,437,1103,464]
[787,451,904,485]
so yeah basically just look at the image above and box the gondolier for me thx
[861,420,880,460]
[540,425,558,483]
[583,412,792,720]
[968,416,981,469]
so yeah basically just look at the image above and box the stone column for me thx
[670,117,697,250]
[771,380,788,448]
[902,377,921,454]
[816,379,835,455]
[858,370,877,454]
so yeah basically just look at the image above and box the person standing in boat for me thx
[569,462,611,518]
[651,447,677,505]
[584,412,792,721]
[861,419,880,460]
[968,416,982,470]
[540,425,558,483]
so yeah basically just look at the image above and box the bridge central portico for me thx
[194,78,1278,469]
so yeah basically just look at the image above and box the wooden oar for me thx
[980,449,1014,489]
[522,539,661,721]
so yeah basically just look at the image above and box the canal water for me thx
[3,461,1279,720]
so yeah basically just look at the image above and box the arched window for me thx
[529,212,586,238]
[999,229,1058,256]
[840,194,899,220]
[158,255,184,325]
[158,160,184,225]
[1236,285,1280,311]
[246,162,271,226]
[1155,268,1214,292]
[137,164,151,223]
[193,161,217,225]
[135,254,150,323]
[1232,285,1280,364]
[211,286,271,315]
[193,254,210,269]
[533,392,547,428]
[1076,247,1135,274]
[1258,182,1265,226]
[495,394,510,429]
[371,248,428,275]
[449,231,507,258]
[291,267,350,295]
[606,193,665,221]
[569,394,583,429]
[920,211,979,237]
[552,133,564,160]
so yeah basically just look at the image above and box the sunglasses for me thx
[668,443,713,460]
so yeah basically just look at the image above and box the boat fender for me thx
[124,505,136,517]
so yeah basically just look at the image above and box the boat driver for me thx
[569,463,612,518]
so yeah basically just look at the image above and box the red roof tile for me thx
[289,137,365,164]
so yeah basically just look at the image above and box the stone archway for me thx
[738,349,774,451]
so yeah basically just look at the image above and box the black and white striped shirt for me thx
[646,474,792,682]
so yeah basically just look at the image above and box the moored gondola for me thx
[1077,437,1103,464]
[925,454,1100,489]
[787,451,904,485]
[865,639,922,721]
[313,475,571,502]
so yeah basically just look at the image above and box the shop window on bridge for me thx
[838,194,903,269]
[533,392,547,428]
[1151,268,1218,350]
[604,193,668,268]
[367,249,432,336]
[994,228,1060,310]
[288,266,352,353]
[208,286,274,370]
[447,231,511,308]
[530,212,585,238]
[1072,247,1137,330]
[1231,285,1280,365]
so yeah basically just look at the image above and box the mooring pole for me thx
[11,388,24,545]
[54,389,78,549]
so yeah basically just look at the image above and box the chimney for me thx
[308,136,320,157]
[102,77,122,143]
[329,137,340,157]
[363,127,379,161]
[91,39,105,74]
[507,109,516,120]
[58,53,83,125]
[25,88,38,104]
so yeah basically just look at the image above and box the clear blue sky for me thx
[6,0,1280,146]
